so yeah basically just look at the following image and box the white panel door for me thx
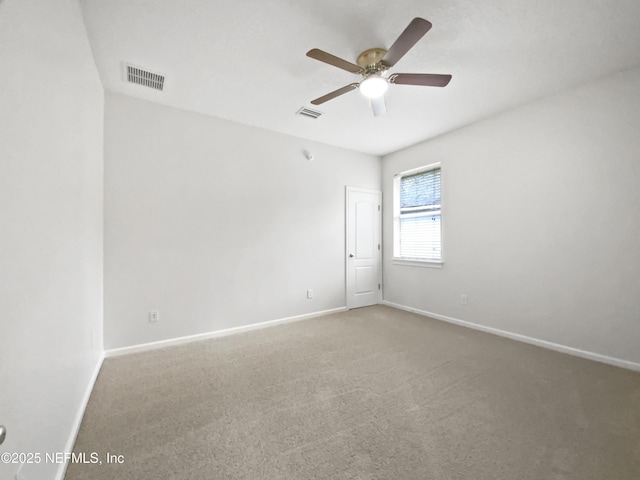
[346,187,382,309]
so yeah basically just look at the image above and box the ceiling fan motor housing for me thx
[357,48,389,77]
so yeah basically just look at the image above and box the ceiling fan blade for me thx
[389,73,452,87]
[370,96,387,117]
[382,17,432,67]
[306,49,363,74]
[310,83,359,105]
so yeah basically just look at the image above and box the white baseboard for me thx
[56,352,105,480]
[382,301,640,372]
[105,307,349,358]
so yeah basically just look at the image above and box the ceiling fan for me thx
[306,17,452,116]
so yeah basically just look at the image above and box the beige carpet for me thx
[66,305,640,480]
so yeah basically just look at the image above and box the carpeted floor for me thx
[66,305,640,480]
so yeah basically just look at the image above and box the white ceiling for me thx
[80,0,640,156]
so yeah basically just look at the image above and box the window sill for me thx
[392,258,443,269]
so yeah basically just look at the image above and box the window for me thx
[393,164,442,264]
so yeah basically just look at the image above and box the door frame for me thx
[345,186,382,309]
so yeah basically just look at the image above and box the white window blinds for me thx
[398,168,441,260]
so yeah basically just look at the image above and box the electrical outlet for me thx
[461,294,468,305]
[307,289,313,299]
[149,310,159,322]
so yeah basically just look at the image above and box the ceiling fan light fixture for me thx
[306,18,451,112]
[359,75,388,99]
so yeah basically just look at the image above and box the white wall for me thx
[0,0,104,479]
[104,93,380,350]
[382,67,640,364]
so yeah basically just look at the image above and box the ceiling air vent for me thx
[296,107,323,119]
[126,64,165,91]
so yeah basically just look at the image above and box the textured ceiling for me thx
[80,0,640,156]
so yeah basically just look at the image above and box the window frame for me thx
[392,162,443,268]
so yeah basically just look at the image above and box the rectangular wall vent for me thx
[126,64,165,91]
[296,107,323,119]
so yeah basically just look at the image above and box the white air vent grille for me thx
[126,64,165,91]
[297,107,323,119]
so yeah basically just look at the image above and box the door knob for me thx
[349,254,354,258]
[0,425,6,445]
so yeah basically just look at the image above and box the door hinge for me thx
[378,283,381,290]
[378,244,380,250]
[378,205,381,211]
